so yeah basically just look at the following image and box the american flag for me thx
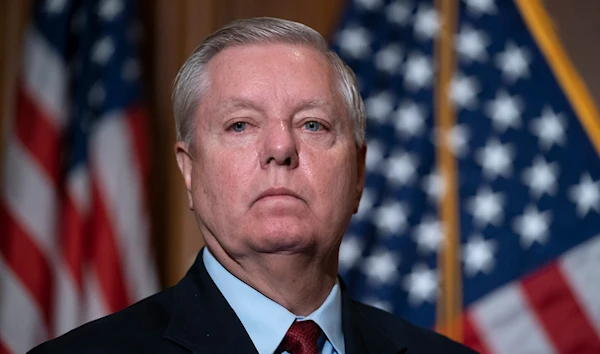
[334,0,600,353]
[0,0,158,352]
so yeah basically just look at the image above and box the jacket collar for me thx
[340,279,407,354]
[163,250,406,354]
[163,252,258,354]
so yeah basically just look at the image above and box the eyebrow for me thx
[292,99,336,114]
[215,97,336,116]
[216,97,262,114]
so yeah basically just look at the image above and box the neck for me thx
[207,244,338,316]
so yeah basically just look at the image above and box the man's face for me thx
[176,43,366,260]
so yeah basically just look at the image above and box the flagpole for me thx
[434,0,463,342]
[515,0,600,156]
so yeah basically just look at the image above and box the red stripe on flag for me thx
[126,106,150,187]
[89,180,129,312]
[59,196,86,291]
[462,311,493,354]
[0,338,11,354]
[15,86,61,183]
[522,263,600,353]
[0,205,53,329]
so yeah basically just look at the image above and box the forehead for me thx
[203,43,340,104]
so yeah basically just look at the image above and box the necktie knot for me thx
[281,320,321,354]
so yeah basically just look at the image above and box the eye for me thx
[304,121,321,132]
[230,122,247,132]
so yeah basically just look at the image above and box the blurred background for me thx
[1,0,600,353]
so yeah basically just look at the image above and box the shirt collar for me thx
[203,247,345,354]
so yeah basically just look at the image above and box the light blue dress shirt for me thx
[203,247,345,354]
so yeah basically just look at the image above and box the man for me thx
[30,17,476,354]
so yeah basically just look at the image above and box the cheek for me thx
[194,149,255,209]
[304,148,358,210]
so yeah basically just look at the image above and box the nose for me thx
[259,122,299,169]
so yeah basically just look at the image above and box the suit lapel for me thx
[341,281,407,354]
[163,252,258,354]
[162,252,409,354]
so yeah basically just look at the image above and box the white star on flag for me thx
[381,150,419,186]
[530,106,568,150]
[362,249,400,285]
[365,91,395,123]
[450,74,480,110]
[447,124,471,158]
[485,90,523,132]
[403,264,438,306]
[375,44,404,74]
[463,234,497,276]
[386,1,413,25]
[45,0,68,14]
[455,24,490,63]
[413,5,440,41]
[355,188,375,220]
[339,236,363,271]
[393,101,427,139]
[512,205,552,248]
[337,26,372,59]
[422,170,445,204]
[495,41,532,83]
[466,186,506,228]
[463,0,497,17]
[521,156,559,199]
[413,215,444,254]
[403,52,434,91]
[365,139,385,172]
[356,0,383,11]
[92,37,115,65]
[475,138,515,180]
[372,201,410,235]
[99,0,124,21]
[569,173,600,218]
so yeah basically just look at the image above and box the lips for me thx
[254,187,302,204]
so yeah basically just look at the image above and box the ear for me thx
[353,143,367,214]
[174,141,195,210]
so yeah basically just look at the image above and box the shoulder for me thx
[27,287,180,354]
[351,301,478,354]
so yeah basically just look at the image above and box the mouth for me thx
[254,188,302,205]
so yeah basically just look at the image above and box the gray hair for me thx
[172,17,366,147]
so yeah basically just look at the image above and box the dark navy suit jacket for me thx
[29,251,477,354]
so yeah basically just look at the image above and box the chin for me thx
[249,227,315,254]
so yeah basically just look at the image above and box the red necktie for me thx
[281,320,322,354]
